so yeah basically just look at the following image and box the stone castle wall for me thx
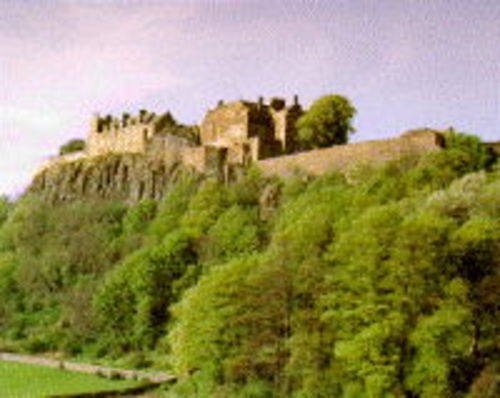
[86,110,185,157]
[30,130,446,203]
[257,130,444,177]
[86,111,160,156]
[200,97,303,162]
[181,147,206,173]
[29,98,456,204]
[87,124,149,156]
[200,101,250,145]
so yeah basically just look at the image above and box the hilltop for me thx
[28,95,467,204]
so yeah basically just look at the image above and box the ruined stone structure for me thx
[82,97,302,167]
[87,110,194,156]
[31,97,304,201]
[180,96,303,178]
[200,96,303,162]
[258,129,445,177]
[32,97,474,203]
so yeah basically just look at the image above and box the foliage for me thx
[0,131,497,398]
[0,195,11,227]
[203,205,261,261]
[148,174,199,242]
[296,95,356,149]
[93,230,196,354]
[169,254,290,390]
[59,138,85,155]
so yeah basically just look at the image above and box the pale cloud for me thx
[0,106,64,132]
[0,2,192,109]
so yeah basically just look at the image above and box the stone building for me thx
[86,110,191,156]
[29,91,500,204]
[81,97,303,179]
[199,96,303,165]
[36,96,490,203]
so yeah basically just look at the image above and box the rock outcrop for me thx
[29,152,190,203]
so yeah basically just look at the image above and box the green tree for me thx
[59,138,85,155]
[204,205,261,262]
[94,230,196,353]
[169,254,291,394]
[0,196,11,228]
[296,95,356,149]
[148,174,199,242]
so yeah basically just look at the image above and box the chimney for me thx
[293,94,299,106]
[104,114,112,130]
[139,109,147,123]
[91,113,101,132]
[122,113,130,127]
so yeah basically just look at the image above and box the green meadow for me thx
[0,361,142,398]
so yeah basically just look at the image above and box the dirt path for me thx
[0,352,176,384]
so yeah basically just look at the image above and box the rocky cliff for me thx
[29,152,190,203]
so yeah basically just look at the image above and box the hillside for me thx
[0,131,498,398]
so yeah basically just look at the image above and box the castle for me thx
[199,96,303,160]
[82,96,304,178]
[34,96,306,182]
[32,96,458,202]
[87,109,184,156]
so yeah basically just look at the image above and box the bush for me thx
[59,138,85,155]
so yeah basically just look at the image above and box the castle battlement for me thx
[90,109,160,133]
[86,110,180,157]
[79,96,303,174]
[34,97,457,198]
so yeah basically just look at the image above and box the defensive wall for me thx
[35,94,500,204]
[257,130,445,177]
[86,110,183,156]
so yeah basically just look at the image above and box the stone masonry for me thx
[200,96,303,162]
[258,129,446,177]
[87,109,191,156]
[31,97,481,203]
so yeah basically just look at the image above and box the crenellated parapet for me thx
[31,96,456,204]
[86,110,181,157]
[90,109,159,132]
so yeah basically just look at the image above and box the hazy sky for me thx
[1,0,499,197]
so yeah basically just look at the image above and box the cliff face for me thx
[28,130,451,204]
[29,153,188,203]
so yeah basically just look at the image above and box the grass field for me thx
[0,360,143,397]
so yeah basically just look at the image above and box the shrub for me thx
[59,138,85,155]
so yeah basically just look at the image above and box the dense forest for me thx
[0,131,498,397]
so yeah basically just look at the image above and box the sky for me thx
[1,0,499,197]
